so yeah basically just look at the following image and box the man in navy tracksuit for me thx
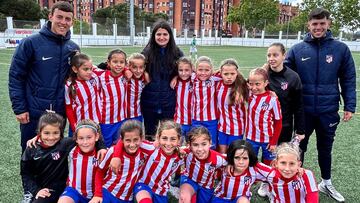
[285,8,356,202]
[8,1,79,152]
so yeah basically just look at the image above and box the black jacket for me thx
[268,66,305,134]
[141,46,183,112]
[21,137,106,196]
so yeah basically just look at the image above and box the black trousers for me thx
[300,112,340,180]
[142,108,175,140]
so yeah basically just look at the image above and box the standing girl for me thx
[98,49,128,147]
[21,113,105,203]
[192,56,221,149]
[216,59,248,153]
[174,57,194,141]
[141,20,184,140]
[58,119,102,203]
[126,53,149,122]
[266,43,305,144]
[65,53,101,134]
[134,120,183,203]
[267,142,318,203]
[246,68,282,196]
[212,140,271,203]
[179,126,227,203]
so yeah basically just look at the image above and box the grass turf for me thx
[0,45,359,202]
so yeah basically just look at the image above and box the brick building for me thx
[38,0,299,36]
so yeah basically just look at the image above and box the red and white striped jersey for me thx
[97,144,152,201]
[126,77,145,118]
[216,81,246,136]
[65,76,101,124]
[246,91,282,143]
[138,148,184,196]
[98,70,127,124]
[267,169,318,203]
[183,149,227,189]
[92,66,105,76]
[174,79,193,125]
[67,146,98,199]
[214,162,271,199]
[192,76,221,121]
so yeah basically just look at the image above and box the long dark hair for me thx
[143,20,182,75]
[68,52,91,100]
[219,58,248,104]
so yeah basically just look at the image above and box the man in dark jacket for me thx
[285,8,356,202]
[8,1,79,152]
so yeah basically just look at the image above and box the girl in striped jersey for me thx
[65,53,101,136]
[266,142,318,203]
[212,140,272,203]
[126,53,150,122]
[246,68,282,196]
[173,57,193,142]
[91,120,154,203]
[179,126,227,203]
[134,120,183,203]
[98,49,128,147]
[216,59,248,153]
[192,56,222,149]
[58,119,102,203]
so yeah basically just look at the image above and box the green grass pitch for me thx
[0,45,359,202]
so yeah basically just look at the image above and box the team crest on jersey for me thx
[188,84,193,92]
[261,102,270,110]
[281,82,288,90]
[51,151,61,160]
[243,176,252,185]
[326,55,333,63]
[171,161,179,171]
[206,165,216,173]
[92,157,99,166]
[292,180,302,190]
[205,80,212,87]
[89,78,96,87]
[138,158,146,167]
[121,77,127,84]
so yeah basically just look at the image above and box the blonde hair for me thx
[128,53,146,67]
[275,142,301,160]
[195,56,214,70]
[156,120,181,140]
[74,119,102,140]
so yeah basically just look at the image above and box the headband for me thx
[75,124,98,133]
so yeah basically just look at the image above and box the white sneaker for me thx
[21,192,33,203]
[257,182,269,197]
[318,182,345,202]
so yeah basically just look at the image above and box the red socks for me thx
[139,198,153,203]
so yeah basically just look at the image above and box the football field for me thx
[0,45,359,202]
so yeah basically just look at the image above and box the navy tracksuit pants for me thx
[300,111,340,180]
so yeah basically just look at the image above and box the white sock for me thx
[322,178,332,185]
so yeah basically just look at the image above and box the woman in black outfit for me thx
[141,20,184,139]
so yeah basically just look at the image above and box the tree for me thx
[0,0,41,20]
[299,0,360,34]
[227,0,279,32]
